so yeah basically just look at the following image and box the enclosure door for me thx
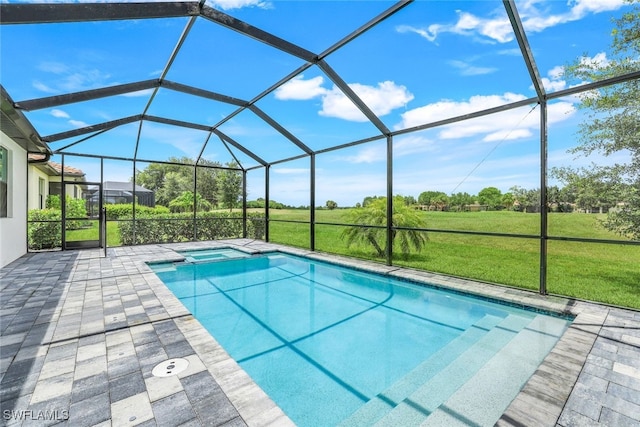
[63,182,103,250]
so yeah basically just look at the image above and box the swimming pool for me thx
[152,251,571,426]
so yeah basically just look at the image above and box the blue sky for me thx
[0,0,635,207]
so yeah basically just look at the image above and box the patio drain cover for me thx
[152,358,189,377]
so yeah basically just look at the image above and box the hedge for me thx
[105,204,170,220]
[28,209,62,250]
[117,212,265,245]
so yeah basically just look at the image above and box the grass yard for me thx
[268,209,640,309]
[65,221,122,246]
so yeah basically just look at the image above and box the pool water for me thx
[153,252,571,426]
[178,247,251,263]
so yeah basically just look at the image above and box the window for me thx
[0,146,8,218]
[49,182,61,198]
[39,177,45,209]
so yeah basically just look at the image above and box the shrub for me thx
[46,194,61,209]
[65,197,91,230]
[45,195,90,229]
[117,211,265,245]
[28,209,62,250]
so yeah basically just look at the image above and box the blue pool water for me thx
[152,251,571,426]
[178,247,251,263]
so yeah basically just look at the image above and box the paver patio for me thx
[1,239,639,426]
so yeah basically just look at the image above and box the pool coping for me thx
[145,239,616,426]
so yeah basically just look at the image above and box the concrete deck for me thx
[1,239,639,426]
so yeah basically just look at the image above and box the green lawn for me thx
[65,221,122,246]
[268,209,640,309]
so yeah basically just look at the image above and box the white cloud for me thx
[398,92,528,130]
[569,0,626,16]
[448,60,498,76]
[541,77,567,92]
[120,89,154,98]
[275,75,327,100]
[38,61,69,74]
[208,0,271,10]
[548,65,565,80]
[59,69,112,93]
[140,123,206,159]
[396,93,576,142]
[396,10,512,44]
[319,86,369,122]
[497,48,522,56]
[51,109,70,119]
[36,60,113,93]
[327,81,414,121]
[394,134,438,157]
[33,81,57,94]
[334,134,437,166]
[483,128,533,142]
[539,53,610,96]
[460,12,512,43]
[395,24,439,42]
[336,144,385,164]
[579,52,610,68]
[539,65,568,92]
[398,0,626,44]
[275,76,414,122]
[69,119,89,128]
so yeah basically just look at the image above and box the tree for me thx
[341,196,428,259]
[477,187,503,210]
[158,171,191,207]
[449,192,475,211]
[362,195,382,207]
[509,186,541,212]
[325,200,338,210]
[431,193,449,211]
[196,160,222,207]
[552,166,623,213]
[135,157,222,207]
[501,192,515,210]
[418,191,448,208]
[168,191,213,213]
[403,195,417,206]
[560,0,640,237]
[217,162,243,211]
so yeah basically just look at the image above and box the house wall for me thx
[48,175,86,200]
[0,131,27,268]
[28,165,49,210]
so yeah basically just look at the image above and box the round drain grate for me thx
[152,358,189,377]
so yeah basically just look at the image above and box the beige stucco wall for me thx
[28,165,49,210]
[0,131,28,268]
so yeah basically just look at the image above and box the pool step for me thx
[337,313,510,427]
[366,313,535,427]
[421,314,569,426]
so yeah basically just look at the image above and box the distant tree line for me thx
[357,180,628,214]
